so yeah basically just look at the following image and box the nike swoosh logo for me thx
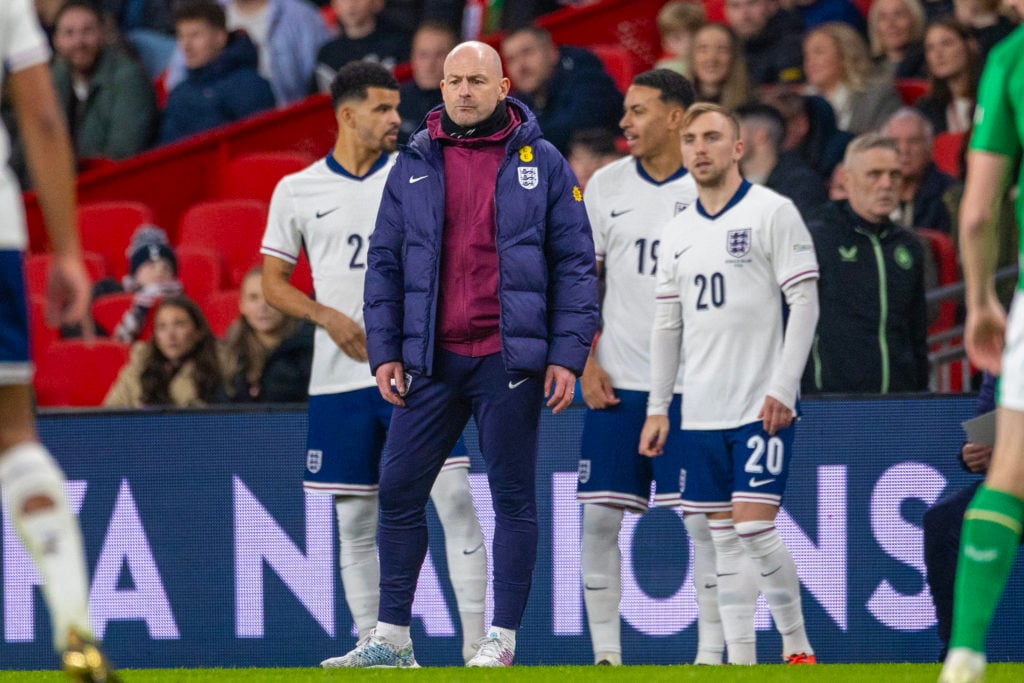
[316,207,339,219]
[674,246,691,259]
[760,566,781,577]
[703,582,717,589]
[462,542,484,556]
[583,583,608,591]
[409,175,429,184]
[748,477,776,488]
[610,208,634,218]
[508,377,529,389]
[715,572,737,578]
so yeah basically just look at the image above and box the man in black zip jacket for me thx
[802,133,929,394]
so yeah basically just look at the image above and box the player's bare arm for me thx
[638,415,669,456]
[10,63,90,330]
[960,151,1012,374]
[545,364,576,414]
[262,254,368,362]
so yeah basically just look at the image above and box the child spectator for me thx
[104,296,223,407]
[654,1,706,76]
[89,225,183,342]
[220,267,313,402]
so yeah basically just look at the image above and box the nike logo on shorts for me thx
[748,477,776,488]
[760,566,781,577]
[409,175,429,184]
[462,542,484,556]
[508,377,529,389]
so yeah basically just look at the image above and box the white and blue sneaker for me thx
[466,631,515,667]
[320,631,420,668]
[938,648,986,683]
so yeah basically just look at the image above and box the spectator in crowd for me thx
[51,1,157,161]
[159,0,274,144]
[90,225,184,342]
[914,16,980,135]
[760,87,853,181]
[882,107,955,232]
[803,134,929,394]
[923,0,954,20]
[867,0,927,79]
[313,0,411,91]
[689,23,753,111]
[803,22,903,134]
[220,266,313,402]
[104,295,224,407]
[924,372,995,661]
[724,0,805,86]
[500,25,623,154]
[654,0,706,76]
[397,20,456,144]
[953,0,1015,61]
[102,0,178,77]
[792,0,867,32]
[566,128,623,191]
[165,0,331,106]
[737,102,828,218]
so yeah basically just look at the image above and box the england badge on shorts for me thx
[306,449,323,474]
[518,166,538,189]
[726,228,751,258]
[578,459,591,484]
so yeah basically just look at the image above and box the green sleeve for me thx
[969,31,1023,160]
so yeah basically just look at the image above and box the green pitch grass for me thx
[1,665,1023,682]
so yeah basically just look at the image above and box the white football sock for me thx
[735,520,813,658]
[0,442,91,651]
[489,625,516,650]
[375,621,410,645]
[708,518,759,664]
[430,468,487,661]
[684,513,724,665]
[581,503,623,664]
[335,495,380,640]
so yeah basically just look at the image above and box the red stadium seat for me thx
[28,295,59,363]
[203,289,241,338]
[895,78,929,106]
[588,43,637,94]
[78,201,155,280]
[177,247,223,305]
[34,339,130,407]
[933,131,964,178]
[177,199,268,288]
[219,151,315,202]
[92,292,156,340]
[24,252,107,298]
[919,228,959,336]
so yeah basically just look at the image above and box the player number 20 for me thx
[694,272,725,309]
[348,234,366,270]
[745,435,784,475]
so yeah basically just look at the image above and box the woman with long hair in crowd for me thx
[867,0,928,78]
[914,16,980,134]
[803,21,903,134]
[689,23,752,111]
[220,266,312,402]
[104,296,222,407]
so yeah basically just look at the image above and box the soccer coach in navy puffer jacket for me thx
[360,41,598,666]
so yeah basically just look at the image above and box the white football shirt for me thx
[586,156,697,391]
[261,153,395,395]
[655,181,819,429]
[0,0,50,249]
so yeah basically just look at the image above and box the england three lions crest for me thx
[727,228,751,258]
[518,166,539,189]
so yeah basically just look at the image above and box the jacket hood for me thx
[187,30,260,83]
[406,97,542,157]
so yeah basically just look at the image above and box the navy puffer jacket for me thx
[364,98,599,378]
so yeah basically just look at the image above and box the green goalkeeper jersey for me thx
[969,26,1024,288]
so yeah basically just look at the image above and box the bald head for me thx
[441,41,510,127]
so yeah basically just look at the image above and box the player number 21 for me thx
[745,435,784,475]
[694,272,725,309]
